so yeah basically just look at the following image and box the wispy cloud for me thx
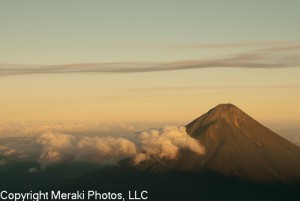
[0,46,299,76]
[164,41,293,49]
[132,85,300,92]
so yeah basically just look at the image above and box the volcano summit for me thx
[134,104,300,182]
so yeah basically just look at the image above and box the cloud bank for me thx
[0,145,16,157]
[294,136,300,146]
[0,46,299,76]
[0,121,137,138]
[0,122,206,168]
[134,126,205,165]
[37,133,137,167]
[36,127,205,167]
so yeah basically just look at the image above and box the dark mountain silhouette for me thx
[134,104,300,182]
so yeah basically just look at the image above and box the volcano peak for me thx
[186,103,249,136]
[208,103,243,116]
[133,104,300,182]
[213,103,238,110]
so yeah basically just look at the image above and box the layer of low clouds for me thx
[0,46,299,76]
[1,122,299,169]
[0,145,16,157]
[0,121,137,138]
[37,133,137,167]
[0,121,140,162]
[0,122,206,169]
[37,127,205,167]
[278,129,300,147]
[295,136,300,146]
[28,167,39,173]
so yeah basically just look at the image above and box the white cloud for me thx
[75,136,137,163]
[0,145,16,156]
[0,122,206,168]
[37,133,76,166]
[37,133,136,167]
[134,126,205,165]
[28,167,39,173]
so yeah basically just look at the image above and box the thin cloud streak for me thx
[0,46,300,76]
[165,41,294,49]
[132,85,300,92]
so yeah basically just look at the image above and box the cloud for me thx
[293,136,300,146]
[28,167,39,173]
[0,121,147,164]
[0,45,299,76]
[0,159,9,167]
[1,122,207,167]
[165,41,292,49]
[134,126,205,165]
[37,133,137,167]
[37,133,77,166]
[0,121,137,138]
[35,126,205,167]
[75,137,137,163]
[0,145,16,156]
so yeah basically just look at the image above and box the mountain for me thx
[31,104,300,201]
[134,103,300,182]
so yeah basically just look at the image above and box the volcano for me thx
[134,104,300,182]
[35,104,300,201]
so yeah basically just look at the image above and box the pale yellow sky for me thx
[1,68,299,130]
[1,1,300,130]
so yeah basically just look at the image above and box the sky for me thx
[0,1,300,129]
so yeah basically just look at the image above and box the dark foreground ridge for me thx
[39,166,300,201]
